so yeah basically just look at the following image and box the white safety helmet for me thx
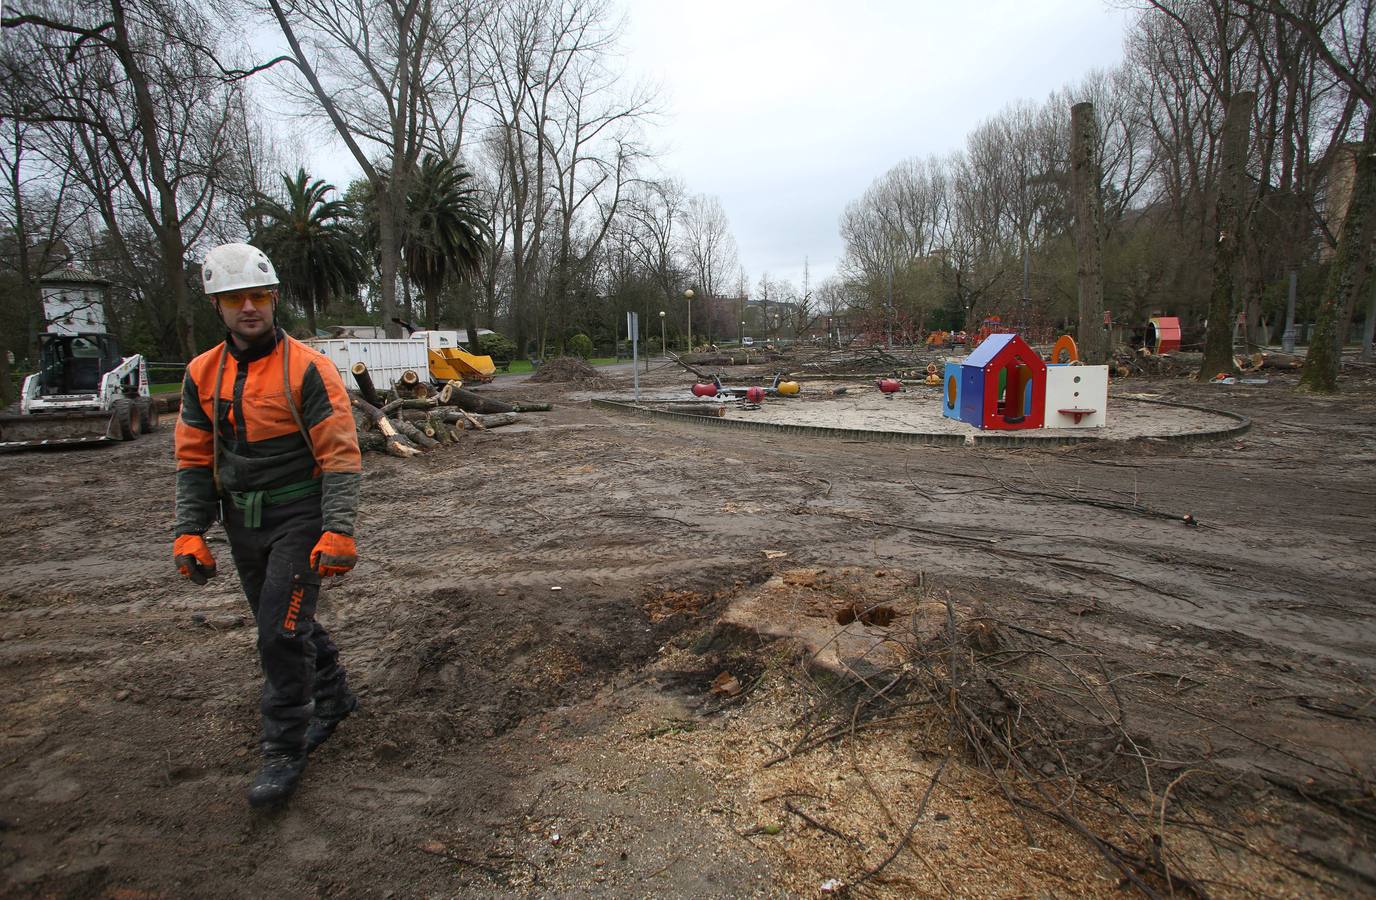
[201,242,279,295]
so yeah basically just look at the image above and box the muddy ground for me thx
[1,361,1373,898]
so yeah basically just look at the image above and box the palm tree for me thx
[402,154,489,333]
[248,169,366,335]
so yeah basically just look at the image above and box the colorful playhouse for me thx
[941,332,1109,431]
[941,333,1047,430]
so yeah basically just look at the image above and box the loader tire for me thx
[135,397,159,434]
[110,399,135,441]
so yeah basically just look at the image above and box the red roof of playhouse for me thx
[964,333,1045,370]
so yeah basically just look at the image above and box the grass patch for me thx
[150,383,181,395]
[502,356,623,375]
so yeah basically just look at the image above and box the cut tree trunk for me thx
[644,403,726,417]
[352,363,383,409]
[436,410,520,428]
[445,387,515,415]
[351,396,421,457]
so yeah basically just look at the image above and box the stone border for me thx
[592,394,1251,447]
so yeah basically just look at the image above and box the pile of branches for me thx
[787,347,943,379]
[529,355,608,384]
[348,363,548,458]
[767,590,1346,897]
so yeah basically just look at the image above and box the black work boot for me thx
[305,692,358,755]
[247,752,307,808]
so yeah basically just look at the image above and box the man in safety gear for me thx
[173,242,363,808]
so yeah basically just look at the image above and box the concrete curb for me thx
[591,394,1251,448]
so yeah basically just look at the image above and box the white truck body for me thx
[304,338,430,393]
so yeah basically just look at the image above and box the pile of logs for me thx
[348,362,549,458]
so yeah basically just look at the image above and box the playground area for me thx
[1,354,1373,897]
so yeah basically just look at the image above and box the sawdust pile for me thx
[529,356,612,385]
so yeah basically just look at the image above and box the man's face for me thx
[213,287,277,344]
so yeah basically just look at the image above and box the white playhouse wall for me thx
[1044,365,1109,428]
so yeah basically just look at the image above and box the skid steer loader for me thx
[0,331,155,452]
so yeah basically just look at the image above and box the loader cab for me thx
[37,333,124,395]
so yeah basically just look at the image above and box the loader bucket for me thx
[0,405,133,453]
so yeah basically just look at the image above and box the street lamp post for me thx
[683,289,694,352]
[740,320,745,345]
[659,310,666,358]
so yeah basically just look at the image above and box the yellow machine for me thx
[427,346,496,383]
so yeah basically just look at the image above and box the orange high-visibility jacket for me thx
[174,329,361,537]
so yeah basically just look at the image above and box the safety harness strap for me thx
[227,478,322,529]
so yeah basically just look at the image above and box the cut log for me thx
[357,432,388,453]
[351,362,383,408]
[509,402,552,412]
[381,397,438,418]
[394,417,439,450]
[437,410,520,429]
[1260,352,1303,370]
[411,382,431,400]
[437,381,462,404]
[351,396,422,457]
[643,402,726,417]
[400,369,420,386]
[446,387,515,414]
[665,350,711,380]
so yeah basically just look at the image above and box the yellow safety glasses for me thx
[214,288,276,309]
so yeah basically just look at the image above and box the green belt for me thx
[227,478,322,529]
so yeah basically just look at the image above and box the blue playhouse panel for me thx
[959,364,985,427]
[963,333,1018,369]
[941,362,963,420]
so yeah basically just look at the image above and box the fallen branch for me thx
[351,396,420,457]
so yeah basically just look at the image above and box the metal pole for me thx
[1282,270,1298,353]
[628,311,640,403]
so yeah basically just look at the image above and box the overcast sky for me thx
[296,0,1135,294]
[617,0,1135,291]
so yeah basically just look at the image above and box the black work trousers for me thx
[223,495,349,756]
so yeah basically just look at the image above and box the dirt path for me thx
[1,368,1373,896]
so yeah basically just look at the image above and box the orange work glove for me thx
[310,531,357,577]
[173,534,217,585]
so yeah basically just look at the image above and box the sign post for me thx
[627,311,640,403]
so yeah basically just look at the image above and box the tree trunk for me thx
[1200,92,1256,382]
[1361,278,1376,362]
[445,387,514,414]
[1070,102,1107,365]
[351,362,382,408]
[436,410,520,428]
[377,188,403,339]
[0,341,12,408]
[1302,116,1375,391]
[104,0,198,359]
[350,396,420,457]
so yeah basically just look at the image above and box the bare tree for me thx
[4,0,246,358]
[1071,102,1109,364]
[680,193,739,345]
[264,0,466,338]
